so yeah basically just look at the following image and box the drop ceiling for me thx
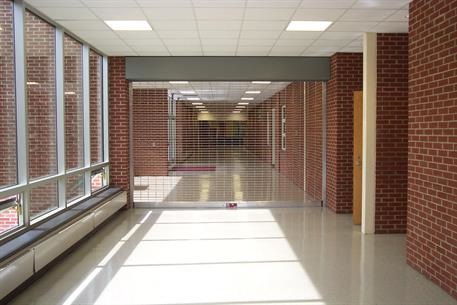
[132,81,291,103]
[26,0,410,56]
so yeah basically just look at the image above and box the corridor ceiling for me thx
[26,0,410,56]
[132,81,291,103]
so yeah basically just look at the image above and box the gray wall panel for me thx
[125,56,330,81]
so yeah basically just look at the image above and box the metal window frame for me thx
[281,105,286,151]
[0,0,110,240]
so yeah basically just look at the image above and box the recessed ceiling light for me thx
[201,111,209,114]
[192,102,203,105]
[169,81,189,84]
[27,81,39,85]
[286,21,332,32]
[233,111,241,114]
[245,91,261,94]
[196,106,205,109]
[236,105,246,108]
[252,81,271,84]
[241,97,254,101]
[65,91,76,95]
[180,90,196,95]
[104,20,152,31]
[187,97,200,101]
[238,102,249,105]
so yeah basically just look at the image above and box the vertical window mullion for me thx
[55,28,66,208]
[13,0,29,226]
[82,45,91,196]
[102,56,109,164]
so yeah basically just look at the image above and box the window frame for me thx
[0,0,109,240]
[281,105,286,151]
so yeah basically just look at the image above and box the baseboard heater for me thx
[0,190,127,302]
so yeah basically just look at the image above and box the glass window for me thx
[30,181,58,220]
[0,0,17,189]
[91,167,107,193]
[89,50,103,164]
[25,11,57,180]
[0,194,21,235]
[64,35,84,170]
[66,173,84,204]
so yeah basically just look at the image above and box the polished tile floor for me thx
[8,208,457,305]
[134,161,314,207]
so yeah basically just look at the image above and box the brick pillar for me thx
[326,53,363,213]
[407,0,457,299]
[108,57,131,205]
[375,33,409,233]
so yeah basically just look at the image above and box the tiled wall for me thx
[132,88,169,176]
[407,0,457,298]
[326,53,363,213]
[375,33,409,233]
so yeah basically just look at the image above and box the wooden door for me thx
[353,91,363,225]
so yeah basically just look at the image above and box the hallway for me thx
[8,208,456,305]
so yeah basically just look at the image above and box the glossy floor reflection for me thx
[8,208,457,305]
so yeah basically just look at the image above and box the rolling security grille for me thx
[133,82,307,207]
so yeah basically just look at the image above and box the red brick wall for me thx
[0,0,16,188]
[176,103,199,163]
[133,88,169,176]
[108,57,131,204]
[375,33,409,233]
[407,0,457,298]
[90,50,103,164]
[326,53,363,213]
[305,82,323,200]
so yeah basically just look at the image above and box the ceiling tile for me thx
[201,38,238,46]
[311,39,351,47]
[238,39,276,46]
[91,7,146,19]
[275,39,314,46]
[371,21,408,32]
[158,30,200,39]
[170,50,203,56]
[339,46,363,52]
[129,45,168,52]
[306,46,341,53]
[319,31,363,40]
[239,30,282,39]
[247,0,300,8]
[279,31,322,40]
[244,8,295,20]
[73,30,118,39]
[143,7,195,20]
[115,31,159,39]
[237,49,270,56]
[26,0,84,7]
[137,0,193,7]
[292,9,346,21]
[302,50,335,56]
[195,8,244,20]
[328,21,378,32]
[353,0,409,9]
[81,0,138,7]
[58,20,110,30]
[162,38,201,46]
[199,30,240,39]
[198,20,242,31]
[242,21,288,31]
[386,10,409,22]
[269,49,302,56]
[37,7,97,20]
[136,50,170,56]
[192,0,246,7]
[340,9,396,21]
[204,50,237,56]
[300,0,356,9]
[123,38,164,46]
[150,20,197,31]
[167,45,202,52]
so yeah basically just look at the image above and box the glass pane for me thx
[66,173,84,203]
[30,181,58,220]
[64,35,84,170]
[0,194,20,235]
[25,11,57,180]
[91,168,107,193]
[0,0,17,189]
[89,50,103,164]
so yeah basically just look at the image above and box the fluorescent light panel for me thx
[252,81,271,84]
[65,91,76,95]
[187,97,200,101]
[201,111,209,113]
[195,106,205,109]
[180,90,196,95]
[286,21,332,31]
[104,20,152,31]
[236,106,246,108]
[238,102,249,105]
[191,102,203,105]
[27,81,39,85]
[245,91,261,94]
[241,97,254,101]
[169,81,189,84]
